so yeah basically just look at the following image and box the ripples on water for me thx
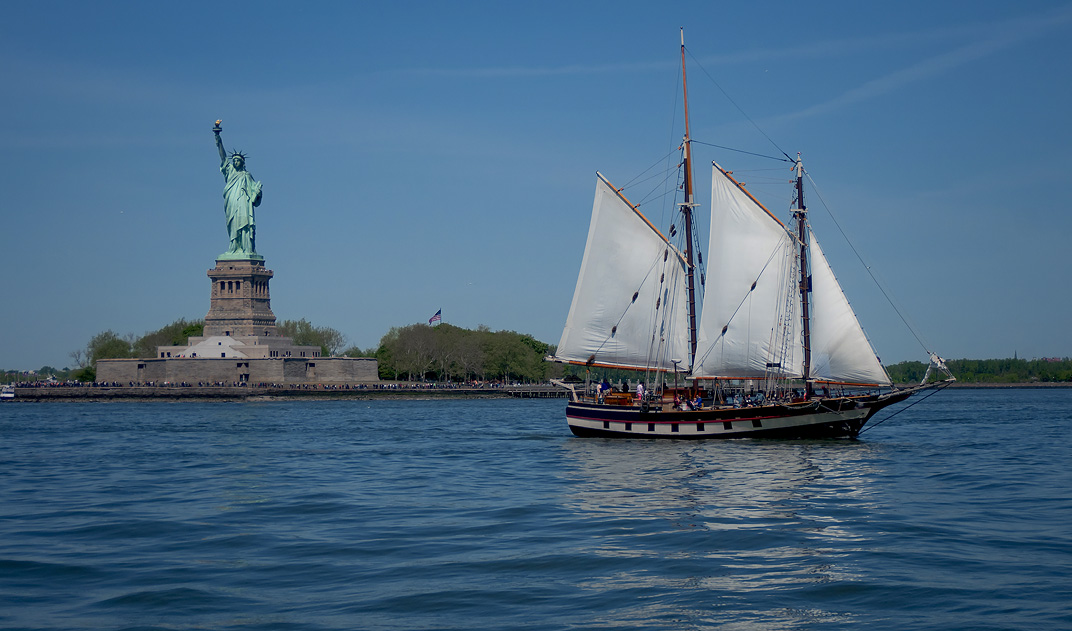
[0,390,1069,630]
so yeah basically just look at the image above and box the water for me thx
[0,389,1069,630]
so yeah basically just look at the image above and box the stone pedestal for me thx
[204,259,277,337]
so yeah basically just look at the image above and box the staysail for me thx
[693,164,802,379]
[555,173,690,371]
[807,235,892,386]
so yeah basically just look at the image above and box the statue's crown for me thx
[230,150,247,160]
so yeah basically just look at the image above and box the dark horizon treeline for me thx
[885,357,1072,384]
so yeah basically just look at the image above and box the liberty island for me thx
[93,122,377,386]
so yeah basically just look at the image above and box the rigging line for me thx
[636,168,685,208]
[638,187,681,211]
[664,58,684,224]
[620,148,681,191]
[625,164,676,193]
[684,47,794,163]
[617,147,682,221]
[804,172,933,354]
[730,167,794,173]
[692,140,791,163]
[858,381,953,434]
[691,217,705,297]
[659,142,688,255]
[651,259,688,372]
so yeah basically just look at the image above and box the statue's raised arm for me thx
[213,120,226,165]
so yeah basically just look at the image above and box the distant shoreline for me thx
[4,381,1070,402]
[922,382,1072,389]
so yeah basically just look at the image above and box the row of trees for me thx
[39,316,1072,386]
[61,318,564,384]
[356,323,564,383]
[886,357,1072,384]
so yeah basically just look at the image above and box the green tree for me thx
[393,324,437,380]
[180,321,205,342]
[86,330,134,365]
[453,329,484,382]
[277,318,348,357]
[341,345,378,358]
[375,327,403,380]
[369,323,554,384]
[133,318,205,357]
[484,330,541,383]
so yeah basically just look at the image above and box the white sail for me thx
[694,165,803,379]
[555,174,690,371]
[808,235,892,386]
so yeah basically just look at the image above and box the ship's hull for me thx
[565,391,913,439]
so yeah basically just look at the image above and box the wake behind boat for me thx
[549,31,954,439]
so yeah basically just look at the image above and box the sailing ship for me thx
[549,32,954,439]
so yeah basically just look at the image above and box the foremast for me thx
[792,154,814,397]
[680,28,700,370]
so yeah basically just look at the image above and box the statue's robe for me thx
[221,161,262,255]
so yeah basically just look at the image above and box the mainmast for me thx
[793,154,813,397]
[680,28,699,368]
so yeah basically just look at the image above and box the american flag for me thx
[428,309,442,324]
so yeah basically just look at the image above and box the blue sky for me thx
[2,1,1070,371]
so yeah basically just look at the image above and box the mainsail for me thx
[555,173,690,371]
[693,164,802,379]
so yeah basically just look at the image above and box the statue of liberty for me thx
[213,120,263,260]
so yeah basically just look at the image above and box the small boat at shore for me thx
[1,385,15,401]
[549,31,954,439]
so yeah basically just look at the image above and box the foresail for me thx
[808,235,892,386]
[694,165,803,379]
[555,174,690,371]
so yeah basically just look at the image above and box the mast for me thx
[793,154,813,397]
[680,28,699,368]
